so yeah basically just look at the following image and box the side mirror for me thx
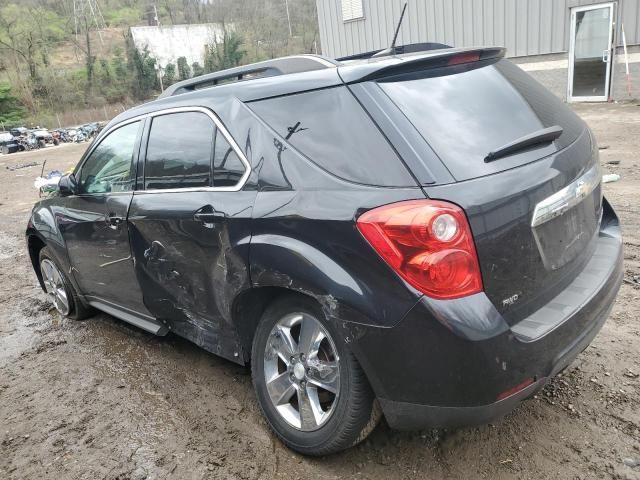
[58,174,78,196]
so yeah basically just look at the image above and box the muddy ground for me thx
[1,104,639,480]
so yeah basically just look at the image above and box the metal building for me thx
[316,0,640,101]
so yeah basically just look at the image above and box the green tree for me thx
[97,59,112,85]
[0,83,25,128]
[204,31,246,73]
[162,62,176,87]
[111,48,128,80]
[177,56,191,80]
[106,6,144,27]
[129,46,159,100]
[0,4,65,81]
[191,62,204,77]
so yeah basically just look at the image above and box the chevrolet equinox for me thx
[26,46,623,455]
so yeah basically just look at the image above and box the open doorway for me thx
[568,2,615,102]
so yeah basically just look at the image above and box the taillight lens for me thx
[447,52,481,66]
[356,200,483,299]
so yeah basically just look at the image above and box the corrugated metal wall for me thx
[317,0,640,59]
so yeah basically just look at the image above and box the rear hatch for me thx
[359,53,603,321]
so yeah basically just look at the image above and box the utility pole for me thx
[153,4,160,27]
[284,0,292,37]
[156,63,164,92]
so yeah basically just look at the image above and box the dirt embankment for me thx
[1,104,639,479]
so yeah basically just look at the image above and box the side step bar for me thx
[88,300,168,336]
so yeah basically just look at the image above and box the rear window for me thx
[378,59,585,181]
[248,86,415,187]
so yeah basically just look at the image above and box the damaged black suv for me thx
[27,46,622,455]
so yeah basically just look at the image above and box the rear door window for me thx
[378,59,585,181]
[144,111,215,190]
[248,86,415,187]
[213,129,246,187]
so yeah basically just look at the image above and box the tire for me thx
[251,296,381,455]
[39,247,95,320]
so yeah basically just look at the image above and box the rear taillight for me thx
[356,200,483,300]
[447,52,481,66]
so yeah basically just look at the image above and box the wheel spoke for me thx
[271,326,297,365]
[42,262,54,292]
[40,259,70,316]
[298,315,324,357]
[307,360,339,394]
[56,287,69,312]
[266,372,296,406]
[297,386,318,430]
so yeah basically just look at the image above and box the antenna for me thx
[372,2,408,58]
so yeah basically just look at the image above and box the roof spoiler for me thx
[338,47,507,84]
[158,55,337,98]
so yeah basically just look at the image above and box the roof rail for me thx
[158,55,337,98]
[336,42,453,62]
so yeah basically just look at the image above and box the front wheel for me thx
[251,296,380,455]
[39,247,94,320]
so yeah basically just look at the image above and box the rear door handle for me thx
[602,49,610,63]
[194,212,225,222]
[194,206,226,223]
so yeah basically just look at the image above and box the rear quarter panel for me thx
[225,100,425,329]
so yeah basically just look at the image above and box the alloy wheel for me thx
[263,312,340,431]
[40,258,70,316]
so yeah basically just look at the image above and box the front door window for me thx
[77,121,140,194]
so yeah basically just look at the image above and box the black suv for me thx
[26,47,622,455]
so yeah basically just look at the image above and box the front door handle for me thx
[602,49,610,63]
[107,215,124,229]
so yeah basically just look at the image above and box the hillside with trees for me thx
[0,0,319,128]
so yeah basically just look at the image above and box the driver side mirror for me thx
[58,174,78,196]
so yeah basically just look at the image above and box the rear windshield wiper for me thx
[484,125,563,163]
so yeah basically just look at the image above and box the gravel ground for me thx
[1,103,639,480]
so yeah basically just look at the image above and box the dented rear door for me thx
[127,110,255,360]
[128,190,254,356]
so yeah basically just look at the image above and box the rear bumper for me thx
[352,205,623,430]
[379,289,614,429]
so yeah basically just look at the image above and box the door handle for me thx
[194,206,226,223]
[602,49,610,63]
[194,212,225,222]
[107,215,124,229]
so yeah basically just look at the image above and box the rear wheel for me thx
[39,247,94,320]
[251,296,380,455]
